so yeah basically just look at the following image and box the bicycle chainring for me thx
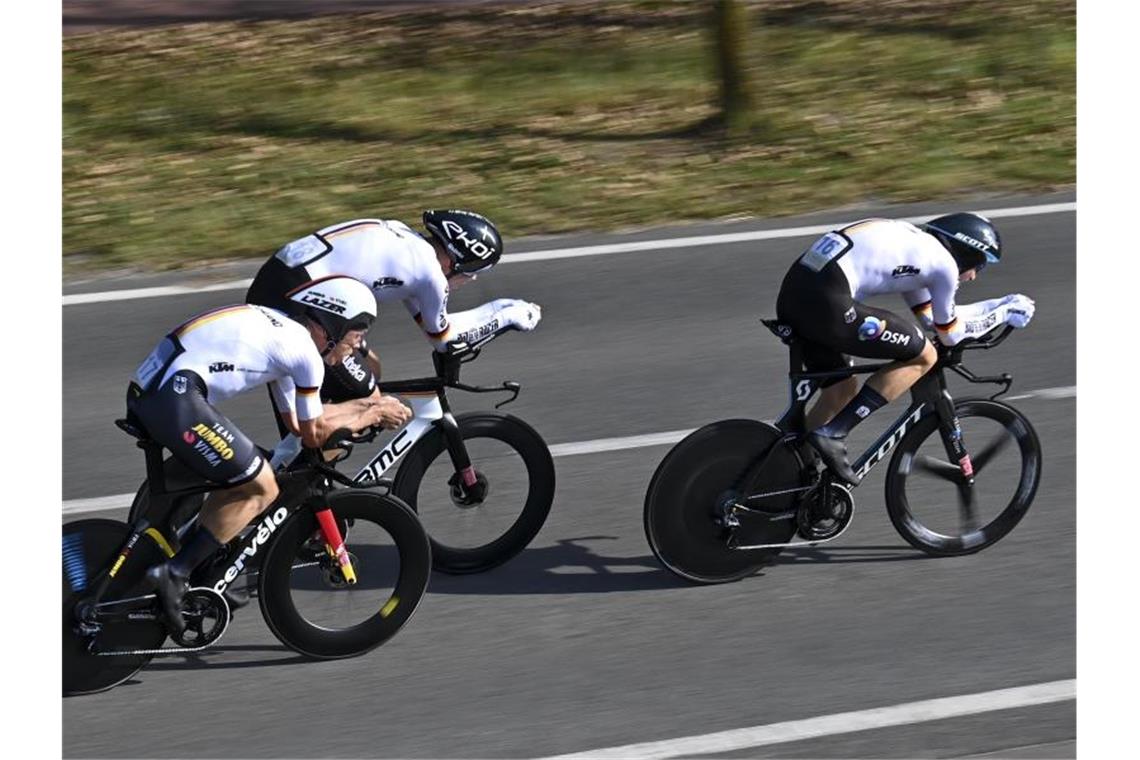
[170,587,230,649]
[796,483,855,541]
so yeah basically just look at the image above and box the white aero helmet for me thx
[287,276,377,352]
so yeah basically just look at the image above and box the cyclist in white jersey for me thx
[246,209,542,407]
[775,212,1036,484]
[128,277,409,631]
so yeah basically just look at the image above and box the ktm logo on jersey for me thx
[892,265,920,278]
[372,277,404,290]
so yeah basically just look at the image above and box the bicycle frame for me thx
[764,320,1016,488]
[266,328,522,490]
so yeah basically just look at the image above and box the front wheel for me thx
[885,399,1041,556]
[644,419,804,584]
[257,491,431,659]
[392,413,555,574]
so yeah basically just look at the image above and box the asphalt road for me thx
[62,193,1076,758]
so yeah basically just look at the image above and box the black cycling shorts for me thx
[247,256,377,404]
[127,371,264,487]
[776,259,925,386]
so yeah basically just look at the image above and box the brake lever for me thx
[495,381,521,409]
[449,379,523,408]
[948,363,1013,400]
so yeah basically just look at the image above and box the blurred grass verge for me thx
[63,0,1074,274]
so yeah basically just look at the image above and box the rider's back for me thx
[833,219,958,301]
[278,218,442,306]
[150,304,322,403]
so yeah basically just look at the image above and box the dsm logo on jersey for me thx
[858,316,886,341]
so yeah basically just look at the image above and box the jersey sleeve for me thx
[272,331,325,421]
[925,261,964,344]
[903,288,934,328]
[406,268,453,346]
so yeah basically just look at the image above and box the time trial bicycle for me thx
[644,323,1041,584]
[64,422,431,696]
[129,324,556,575]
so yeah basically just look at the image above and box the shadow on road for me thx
[426,537,929,595]
[145,643,309,672]
[771,544,931,565]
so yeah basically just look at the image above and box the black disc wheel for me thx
[644,419,805,584]
[63,519,168,696]
[885,400,1041,556]
[258,491,431,659]
[392,412,555,574]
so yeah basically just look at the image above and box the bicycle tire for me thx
[885,399,1041,556]
[63,519,168,696]
[392,412,555,574]
[644,419,804,584]
[257,490,431,659]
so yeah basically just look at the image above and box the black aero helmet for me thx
[920,212,1002,273]
[287,276,377,352]
[423,209,503,274]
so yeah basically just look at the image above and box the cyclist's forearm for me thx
[430,301,508,350]
[319,395,382,433]
[365,348,382,380]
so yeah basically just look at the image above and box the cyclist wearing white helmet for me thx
[128,277,410,631]
[246,209,542,407]
[775,212,1036,484]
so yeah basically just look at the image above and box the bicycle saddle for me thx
[114,415,153,442]
[761,318,796,345]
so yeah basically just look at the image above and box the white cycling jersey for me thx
[133,304,325,421]
[275,219,453,339]
[820,218,1005,345]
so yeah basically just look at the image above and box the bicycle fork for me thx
[436,411,487,505]
[313,507,357,585]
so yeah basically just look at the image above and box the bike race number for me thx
[800,232,852,272]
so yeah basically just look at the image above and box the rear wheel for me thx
[885,400,1041,555]
[393,413,555,574]
[63,519,167,696]
[258,491,431,658]
[644,420,804,584]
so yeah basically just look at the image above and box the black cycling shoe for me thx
[147,564,189,635]
[808,431,860,486]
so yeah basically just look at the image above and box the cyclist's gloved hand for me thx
[1003,294,1035,329]
[497,299,543,331]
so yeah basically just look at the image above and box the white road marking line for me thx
[63,201,1075,307]
[539,679,1076,760]
[61,384,1076,515]
[1005,385,1075,401]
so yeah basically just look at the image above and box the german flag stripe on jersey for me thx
[324,220,382,240]
[935,317,959,333]
[413,313,451,340]
[840,219,883,234]
[173,305,249,337]
[297,386,320,396]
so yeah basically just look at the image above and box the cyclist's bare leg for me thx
[806,376,859,430]
[198,465,279,543]
[865,339,938,401]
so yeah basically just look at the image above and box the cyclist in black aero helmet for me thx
[774,211,1035,484]
[422,208,504,274]
[246,208,541,419]
[920,212,1003,273]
